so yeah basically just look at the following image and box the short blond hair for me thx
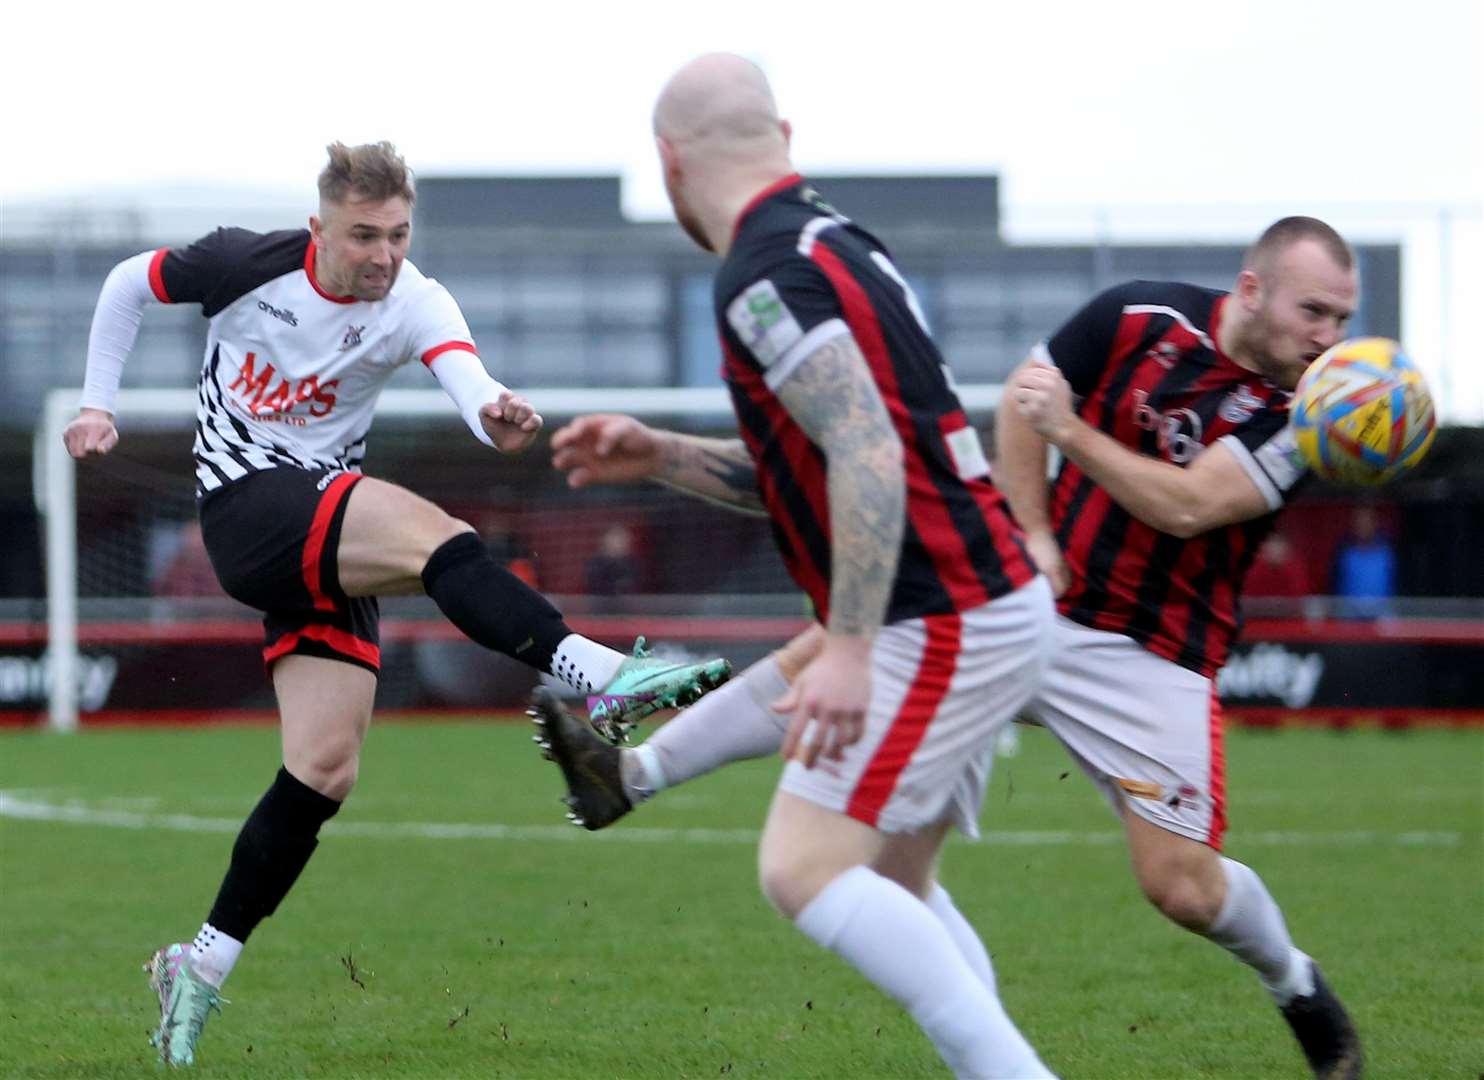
[317,141,416,206]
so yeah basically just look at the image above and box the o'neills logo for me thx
[257,299,299,326]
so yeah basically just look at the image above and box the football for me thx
[1290,337,1437,486]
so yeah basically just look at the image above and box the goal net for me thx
[37,385,1002,730]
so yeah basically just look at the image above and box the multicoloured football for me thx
[1290,337,1436,486]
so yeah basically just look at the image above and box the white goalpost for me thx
[36,383,1003,732]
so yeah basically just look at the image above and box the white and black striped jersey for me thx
[142,228,477,495]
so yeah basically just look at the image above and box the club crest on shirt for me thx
[1218,385,1264,423]
[339,324,366,351]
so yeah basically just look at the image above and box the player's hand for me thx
[479,391,544,454]
[1011,363,1076,444]
[774,634,873,769]
[62,408,119,459]
[550,414,665,488]
[1024,528,1071,598]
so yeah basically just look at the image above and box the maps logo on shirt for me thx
[726,280,803,369]
[339,324,365,351]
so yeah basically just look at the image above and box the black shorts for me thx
[199,467,380,674]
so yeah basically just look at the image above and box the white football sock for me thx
[188,922,243,989]
[550,634,626,694]
[1205,857,1315,1004]
[619,655,789,803]
[927,883,998,995]
[796,866,1054,1079]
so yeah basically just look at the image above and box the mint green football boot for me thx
[586,637,732,744]
[146,943,224,1067]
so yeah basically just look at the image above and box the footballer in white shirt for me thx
[64,140,731,1067]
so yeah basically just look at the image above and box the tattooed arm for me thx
[772,332,906,767]
[654,433,766,514]
[775,332,905,637]
[550,415,765,514]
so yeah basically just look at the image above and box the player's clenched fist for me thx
[1011,362,1076,443]
[63,408,119,459]
[550,414,666,488]
[478,390,544,454]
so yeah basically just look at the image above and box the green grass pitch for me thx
[1,720,1480,1078]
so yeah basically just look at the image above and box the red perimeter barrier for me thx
[1,616,1480,727]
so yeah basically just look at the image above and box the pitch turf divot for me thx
[0,791,1464,848]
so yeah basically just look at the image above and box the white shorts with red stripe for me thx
[1028,615,1227,848]
[778,576,1054,837]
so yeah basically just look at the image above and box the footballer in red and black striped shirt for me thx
[545,54,1058,1078]
[999,217,1366,1077]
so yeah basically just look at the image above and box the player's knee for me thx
[420,514,476,564]
[286,742,361,802]
[757,847,818,920]
[1139,865,1222,930]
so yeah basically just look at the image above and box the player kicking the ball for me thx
[537,216,1363,1079]
[64,141,730,1067]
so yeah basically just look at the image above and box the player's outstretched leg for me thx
[337,487,734,723]
[585,636,732,744]
[416,531,731,738]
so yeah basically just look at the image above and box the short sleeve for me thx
[154,228,249,306]
[1218,413,1307,511]
[405,280,479,369]
[724,258,851,391]
[1037,283,1142,397]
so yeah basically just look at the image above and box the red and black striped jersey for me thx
[1039,281,1306,677]
[715,175,1037,626]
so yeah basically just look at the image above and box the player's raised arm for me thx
[64,250,161,458]
[551,414,766,514]
[1011,361,1273,538]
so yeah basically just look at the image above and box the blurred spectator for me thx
[1244,532,1310,600]
[1332,504,1396,619]
[479,518,540,588]
[585,523,642,596]
[153,522,221,597]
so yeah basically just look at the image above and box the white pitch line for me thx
[0,791,1466,848]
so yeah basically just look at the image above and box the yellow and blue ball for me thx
[1290,337,1436,486]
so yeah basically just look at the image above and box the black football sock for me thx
[206,767,342,942]
[421,532,571,671]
